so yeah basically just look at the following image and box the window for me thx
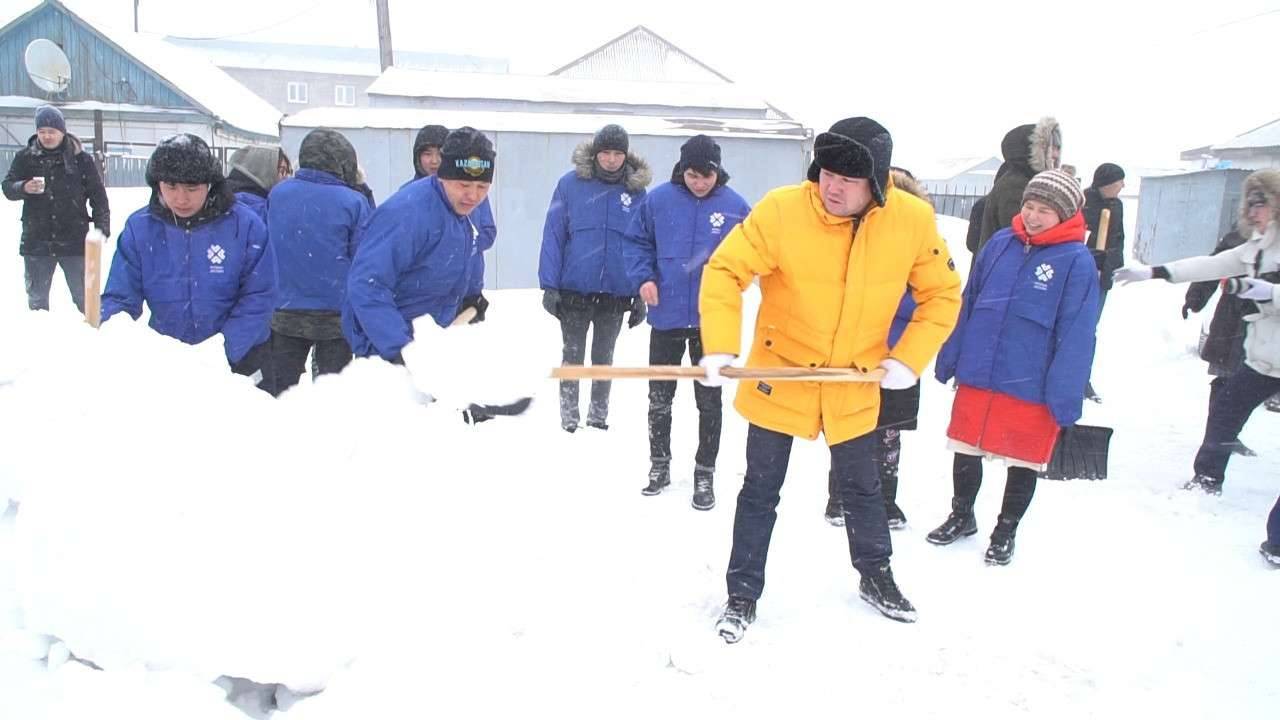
[287,81,308,104]
[334,84,356,106]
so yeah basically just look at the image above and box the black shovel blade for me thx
[462,396,534,424]
[1041,424,1113,481]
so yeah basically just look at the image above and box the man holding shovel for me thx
[697,117,962,638]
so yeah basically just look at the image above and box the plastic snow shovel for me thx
[1041,424,1113,480]
[550,366,886,383]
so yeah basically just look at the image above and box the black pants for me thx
[267,330,353,397]
[647,328,721,468]
[230,340,274,396]
[953,453,1037,526]
[727,424,891,600]
[1194,365,1280,481]
[24,255,85,313]
[828,426,902,506]
[558,294,625,426]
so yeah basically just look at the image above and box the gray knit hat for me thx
[1023,169,1084,221]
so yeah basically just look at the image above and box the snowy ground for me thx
[0,188,1276,719]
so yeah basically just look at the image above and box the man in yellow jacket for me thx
[700,117,961,640]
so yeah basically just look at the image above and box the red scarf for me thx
[1011,211,1086,246]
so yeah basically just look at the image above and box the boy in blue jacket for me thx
[342,127,495,363]
[539,124,652,432]
[266,129,371,395]
[930,169,1099,565]
[101,134,276,390]
[623,135,749,510]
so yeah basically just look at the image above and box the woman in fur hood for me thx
[976,117,1061,250]
[1115,169,1280,567]
[538,124,653,432]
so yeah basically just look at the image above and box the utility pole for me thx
[375,0,393,72]
[133,0,139,32]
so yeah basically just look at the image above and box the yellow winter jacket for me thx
[699,180,962,445]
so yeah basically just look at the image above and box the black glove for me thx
[542,289,561,319]
[460,293,488,323]
[1181,303,1192,320]
[626,295,647,329]
[1090,249,1107,274]
[96,223,110,240]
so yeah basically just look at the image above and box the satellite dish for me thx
[25,39,72,94]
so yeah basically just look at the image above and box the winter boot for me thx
[886,503,908,530]
[1266,394,1280,413]
[715,596,756,644]
[1182,474,1224,496]
[984,518,1019,566]
[926,498,978,545]
[1084,381,1102,403]
[691,465,715,511]
[1261,541,1280,567]
[642,460,671,496]
[858,562,917,623]
[824,470,844,526]
[1231,441,1258,457]
[585,419,609,431]
[561,421,579,434]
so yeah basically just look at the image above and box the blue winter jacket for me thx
[539,167,648,297]
[235,192,268,223]
[268,168,371,312]
[101,191,276,364]
[934,215,1100,426]
[622,181,750,330]
[399,175,495,298]
[889,291,916,348]
[342,175,478,360]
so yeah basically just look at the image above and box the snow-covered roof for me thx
[912,156,1000,182]
[0,95,203,117]
[365,67,772,113]
[551,25,734,85]
[280,107,806,141]
[1213,117,1280,151]
[89,27,282,139]
[165,38,508,78]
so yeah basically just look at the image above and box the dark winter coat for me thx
[965,196,986,254]
[622,179,750,330]
[1083,186,1124,291]
[936,212,1100,428]
[3,133,109,256]
[977,118,1059,250]
[342,175,479,360]
[268,168,371,313]
[1184,229,1252,375]
[101,182,275,364]
[539,141,652,297]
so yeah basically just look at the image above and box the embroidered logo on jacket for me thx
[207,245,226,273]
[709,212,726,233]
[1034,263,1054,287]
[620,192,633,210]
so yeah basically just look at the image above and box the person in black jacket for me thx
[976,117,1061,250]
[3,105,109,312]
[1182,227,1261,454]
[1084,163,1126,305]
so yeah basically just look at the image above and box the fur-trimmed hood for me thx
[1028,116,1061,173]
[890,168,931,206]
[572,140,652,194]
[1241,169,1280,233]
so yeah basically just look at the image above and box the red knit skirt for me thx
[947,385,1061,465]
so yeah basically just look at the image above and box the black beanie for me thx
[806,117,893,207]
[438,126,495,183]
[299,128,359,186]
[415,124,449,152]
[35,104,65,133]
[145,133,223,186]
[1091,162,1125,189]
[671,134,729,185]
[592,124,629,154]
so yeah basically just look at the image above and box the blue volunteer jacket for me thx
[235,192,268,223]
[622,181,750,330]
[268,168,371,312]
[934,214,1100,426]
[539,170,646,297]
[399,175,495,297]
[101,192,276,363]
[342,175,478,360]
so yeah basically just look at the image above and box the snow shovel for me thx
[550,366,886,382]
[1041,424,1113,480]
[84,229,104,328]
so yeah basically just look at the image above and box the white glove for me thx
[697,353,735,388]
[1235,277,1276,301]
[1112,265,1153,285]
[878,358,918,390]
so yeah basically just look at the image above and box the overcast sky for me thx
[7,0,1279,178]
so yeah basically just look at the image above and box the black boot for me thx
[985,517,1018,565]
[824,469,843,526]
[1231,441,1258,457]
[926,497,978,545]
[1183,474,1223,496]
[858,562,917,623]
[715,596,757,644]
[692,464,715,511]
[641,460,670,496]
[1261,541,1280,567]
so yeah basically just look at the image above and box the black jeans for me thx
[952,453,1037,525]
[267,330,353,397]
[727,424,891,601]
[558,293,626,426]
[1194,365,1280,481]
[647,328,721,468]
[24,255,85,312]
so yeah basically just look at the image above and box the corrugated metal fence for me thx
[924,183,988,220]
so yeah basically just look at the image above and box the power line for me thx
[152,0,334,42]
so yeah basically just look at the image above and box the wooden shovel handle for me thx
[84,233,102,328]
[1096,208,1110,252]
[551,365,886,383]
